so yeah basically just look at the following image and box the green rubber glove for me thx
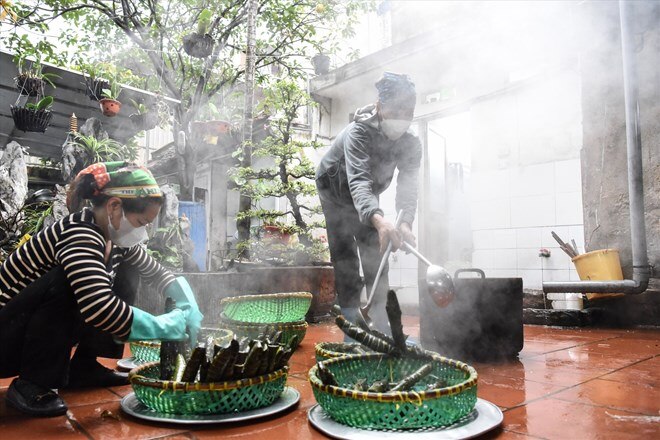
[127,307,188,341]
[164,277,204,345]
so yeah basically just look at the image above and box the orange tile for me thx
[478,427,545,439]
[600,356,659,388]
[0,376,15,389]
[575,337,659,360]
[503,397,660,439]
[107,384,134,398]
[552,378,659,416]
[475,358,608,387]
[0,408,86,439]
[68,400,187,440]
[477,374,567,408]
[59,388,120,408]
[525,348,643,371]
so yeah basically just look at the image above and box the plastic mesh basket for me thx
[130,328,233,364]
[129,362,288,415]
[219,315,306,349]
[220,292,313,323]
[309,353,478,430]
[315,342,374,362]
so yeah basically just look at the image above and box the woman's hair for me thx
[68,172,163,213]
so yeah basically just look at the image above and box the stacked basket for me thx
[129,328,234,365]
[219,292,312,349]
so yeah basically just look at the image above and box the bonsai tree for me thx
[230,80,327,265]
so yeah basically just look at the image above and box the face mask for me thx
[381,119,411,140]
[108,209,148,248]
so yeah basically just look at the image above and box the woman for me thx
[0,161,203,417]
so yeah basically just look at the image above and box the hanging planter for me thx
[183,9,214,58]
[11,96,54,133]
[87,78,111,101]
[98,79,122,117]
[99,98,122,117]
[311,54,331,76]
[129,112,159,131]
[15,74,45,97]
[183,33,214,58]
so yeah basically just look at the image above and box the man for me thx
[316,72,421,333]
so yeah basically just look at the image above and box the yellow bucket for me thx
[572,249,624,300]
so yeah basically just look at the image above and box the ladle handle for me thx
[365,210,404,310]
[401,241,433,266]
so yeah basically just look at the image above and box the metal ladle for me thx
[399,242,456,308]
[358,214,456,329]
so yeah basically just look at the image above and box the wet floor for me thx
[0,318,658,439]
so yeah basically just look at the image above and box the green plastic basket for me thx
[309,353,478,430]
[220,292,313,323]
[219,315,307,349]
[129,362,288,415]
[129,328,234,364]
[315,342,374,362]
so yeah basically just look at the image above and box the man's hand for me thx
[371,213,402,253]
[399,222,416,249]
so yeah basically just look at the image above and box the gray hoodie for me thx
[316,104,422,226]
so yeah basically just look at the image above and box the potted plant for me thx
[182,9,214,58]
[72,133,138,167]
[99,79,122,117]
[14,56,60,97]
[11,95,54,132]
[191,102,233,143]
[311,53,331,75]
[129,99,159,131]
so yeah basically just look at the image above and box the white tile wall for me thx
[510,163,555,197]
[516,227,543,248]
[518,269,543,288]
[517,248,543,270]
[554,159,582,194]
[468,169,510,202]
[492,249,517,270]
[511,195,556,227]
[491,229,517,249]
[555,191,584,225]
[569,225,586,253]
[470,198,511,229]
[541,226,570,248]
[542,269,572,282]
[541,251,572,270]
[472,230,493,250]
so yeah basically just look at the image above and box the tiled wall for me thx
[469,159,584,288]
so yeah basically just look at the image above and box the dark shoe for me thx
[6,378,68,417]
[67,359,129,388]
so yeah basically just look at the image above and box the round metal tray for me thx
[117,357,140,371]
[120,386,300,425]
[307,398,503,440]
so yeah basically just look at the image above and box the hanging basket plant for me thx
[129,112,159,131]
[183,33,214,58]
[129,98,159,131]
[11,96,54,133]
[15,74,45,97]
[87,78,110,101]
[311,54,331,76]
[183,9,214,58]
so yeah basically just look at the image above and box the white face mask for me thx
[108,209,148,248]
[381,119,411,140]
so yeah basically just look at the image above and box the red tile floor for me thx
[0,318,658,439]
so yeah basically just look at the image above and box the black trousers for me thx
[317,187,391,331]
[0,264,138,389]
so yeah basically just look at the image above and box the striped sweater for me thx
[0,208,175,338]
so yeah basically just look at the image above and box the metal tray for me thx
[308,398,503,440]
[120,386,300,425]
[116,357,140,371]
